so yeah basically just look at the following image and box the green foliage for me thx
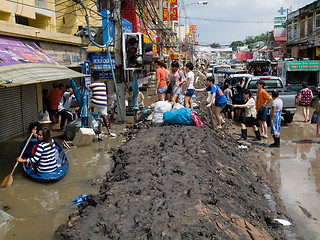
[210,43,221,48]
[230,41,244,51]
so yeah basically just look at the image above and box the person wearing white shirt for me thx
[184,62,195,109]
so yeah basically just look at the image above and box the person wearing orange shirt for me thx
[154,59,168,101]
[255,80,272,139]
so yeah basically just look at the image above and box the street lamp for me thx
[178,1,207,63]
[184,1,208,7]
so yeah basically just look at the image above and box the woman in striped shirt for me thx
[17,128,57,173]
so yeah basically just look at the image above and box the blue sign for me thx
[102,9,133,44]
[87,52,115,70]
[278,7,286,15]
[83,61,91,87]
[96,70,113,80]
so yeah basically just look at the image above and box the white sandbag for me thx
[73,128,96,147]
[173,103,184,110]
[152,101,172,124]
[154,101,172,112]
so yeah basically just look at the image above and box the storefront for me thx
[0,36,86,141]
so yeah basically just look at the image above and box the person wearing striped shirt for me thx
[17,128,57,173]
[90,73,111,130]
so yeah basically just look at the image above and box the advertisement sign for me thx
[163,7,178,21]
[0,36,59,67]
[286,61,320,71]
[87,53,115,70]
[236,52,253,60]
[166,0,177,5]
[40,42,87,67]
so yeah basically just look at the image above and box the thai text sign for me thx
[166,0,177,5]
[286,61,320,71]
[163,7,178,21]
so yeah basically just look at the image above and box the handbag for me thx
[311,110,318,124]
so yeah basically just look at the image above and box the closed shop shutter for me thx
[21,85,38,132]
[0,85,38,142]
[0,87,23,141]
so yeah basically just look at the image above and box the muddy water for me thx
[0,90,157,240]
[261,107,320,240]
[0,123,128,240]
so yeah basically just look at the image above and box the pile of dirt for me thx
[54,117,290,239]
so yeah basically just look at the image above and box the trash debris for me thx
[274,219,291,226]
[238,145,248,149]
[71,194,87,205]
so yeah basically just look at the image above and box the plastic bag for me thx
[152,101,172,124]
[191,110,203,126]
[311,110,318,124]
[173,103,184,110]
[163,108,192,125]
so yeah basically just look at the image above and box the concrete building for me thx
[287,0,320,59]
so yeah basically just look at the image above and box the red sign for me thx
[190,25,197,29]
[236,52,253,60]
[194,42,199,45]
[166,0,177,5]
[163,7,178,21]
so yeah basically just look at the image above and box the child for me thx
[171,61,185,104]
[184,62,195,109]
[223,83,234,120]
[270,90,283,148]
[233,89,261,141]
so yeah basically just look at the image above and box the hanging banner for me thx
[163,7,178,21]
[286,61,320,71]
[166,0,177,5]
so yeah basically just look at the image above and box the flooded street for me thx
[0,123,129,240]
[261,106,320,240]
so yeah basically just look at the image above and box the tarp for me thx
[0,36,87,86]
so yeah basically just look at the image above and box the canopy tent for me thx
[0,63,87,87]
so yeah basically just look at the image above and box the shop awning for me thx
[0,35,87,87]
[0,63,87,87]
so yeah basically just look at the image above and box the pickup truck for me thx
[243,76,298,123]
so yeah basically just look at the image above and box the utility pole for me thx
[113,0,125,123]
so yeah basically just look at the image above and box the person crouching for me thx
[233,89,261,141]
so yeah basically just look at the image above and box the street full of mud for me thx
[54,120,292,239]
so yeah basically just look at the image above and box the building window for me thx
[293,22,298,40]
[15,16,29,26]
[307,17,313,37]
[300,19,305,38]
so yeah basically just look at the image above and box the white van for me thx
[213,65,231,83]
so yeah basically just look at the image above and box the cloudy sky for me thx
[180,0,316,45]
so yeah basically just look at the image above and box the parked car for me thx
[243,76,298,123]
[206,64,217,77]
[213,65,231,83]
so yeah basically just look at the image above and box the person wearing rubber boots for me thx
[269,90,283,148]
[90,72,111,133]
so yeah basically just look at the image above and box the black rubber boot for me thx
[269,136,276,147]
[270,137,280,148]
[251,130,261,141]
[237,129,247,141]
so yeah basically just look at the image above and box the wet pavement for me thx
[260,106,320,240]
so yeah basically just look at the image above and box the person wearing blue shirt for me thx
[195,77,227,129]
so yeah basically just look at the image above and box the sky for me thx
[181,0,316,45]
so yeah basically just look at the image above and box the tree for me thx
[230,41,244,51]
[210,43,221,48]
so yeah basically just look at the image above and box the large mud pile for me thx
[54,119,289,239]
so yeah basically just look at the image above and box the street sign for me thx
[87,53,115,70]
[286,61,320,71]
[83,61,91,87]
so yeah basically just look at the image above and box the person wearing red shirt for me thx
[49,82,63,124]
